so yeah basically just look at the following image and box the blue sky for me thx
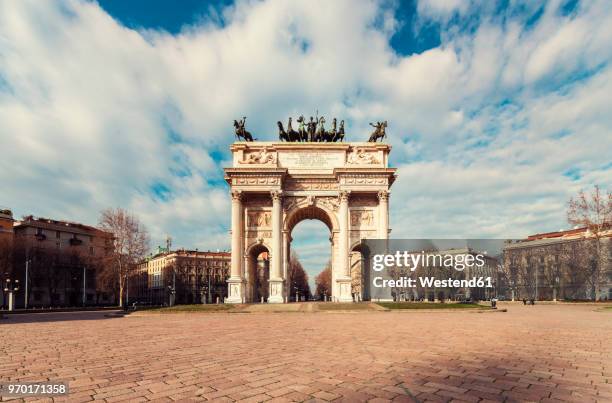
[1,0,611,290]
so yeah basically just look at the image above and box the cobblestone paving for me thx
[1,304,611,402]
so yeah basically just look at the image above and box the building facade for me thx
[0,208,14,243]
[12,216,115,307]
[0,209,15,308]
[132,249,231,306]
[503,227,612,301]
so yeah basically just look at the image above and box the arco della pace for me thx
[224,141,396,303]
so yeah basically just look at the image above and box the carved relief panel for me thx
[341,176,388,186]
[346,146,380,165]
[234,177,280,186]
[350,209,375,228]
[282,195,340,214]
[247,211,272,227]
[284,179,338,191]
[239,147,277,165]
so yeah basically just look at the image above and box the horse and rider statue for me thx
[233,117,256,142]
[367,121,387,142]
[234,115,387,142]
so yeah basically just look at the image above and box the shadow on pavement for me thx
[0,310,124,324]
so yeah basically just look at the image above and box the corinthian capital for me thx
[377,190,389,202]
[339,190,351,202]
[270,190,283,202]
[231,190,242,202]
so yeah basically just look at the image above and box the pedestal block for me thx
[226,277,245,303]
[268,278,284,303]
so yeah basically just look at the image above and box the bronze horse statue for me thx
[368,121,387,142]
[287,117,300,142]
[334,120,345,142]
[277,121,290,141]
[234,117,255,141]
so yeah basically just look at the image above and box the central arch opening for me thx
[286,206,334,302]
[247,243,270,303]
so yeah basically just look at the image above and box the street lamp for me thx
[200,280,208,304]
[4,275,20,311]
[167,284,176,306]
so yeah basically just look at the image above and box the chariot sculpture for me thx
[234,115,388,142]
[277,115,346,142]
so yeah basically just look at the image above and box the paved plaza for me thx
[1,304,611,402]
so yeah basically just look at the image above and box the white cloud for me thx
[416,0,470,22]
[0,0,610,256]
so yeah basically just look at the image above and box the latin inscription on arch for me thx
[278,151,344,169]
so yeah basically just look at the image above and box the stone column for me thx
[282,232,290,303]
[378,191,389,239]
[268,190,284,303]
[226,190,245,303]
[336,190,353,302]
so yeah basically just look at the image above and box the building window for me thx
[90,246,94,255]
[56,231,60,239]
[152,272,162,288]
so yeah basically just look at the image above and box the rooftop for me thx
[0,207,13,219]
[146,248,231,261]
[15,215,112,237]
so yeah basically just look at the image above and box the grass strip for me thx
[145,304,235,313]
[376,302,484,310]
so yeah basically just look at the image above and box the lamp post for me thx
[82,266,86,307]
[167,267,176,306]
[535,263,539,301]
[201,280,208,305]
[24,257,31,309]
[4,275,20,311]
[207,270,211,304]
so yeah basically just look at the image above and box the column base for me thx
[226,277,245,304]
[268,278,284,303]
[335,277,353,302]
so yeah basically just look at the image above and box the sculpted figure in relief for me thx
[351,210,374,227]
[347,147,379,165]
[241,147,275,164]
[248,211,271,227]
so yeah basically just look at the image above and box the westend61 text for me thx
[373,276,494,289]
[372,251,486,272]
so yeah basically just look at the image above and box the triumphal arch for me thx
[224,142,396,303]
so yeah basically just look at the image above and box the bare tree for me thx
[560,240,590,299]
[315,261,332,300]
[542,243,564,301]
[98,208,150,307]
[567,185,612,301]
[288,252,310,301]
